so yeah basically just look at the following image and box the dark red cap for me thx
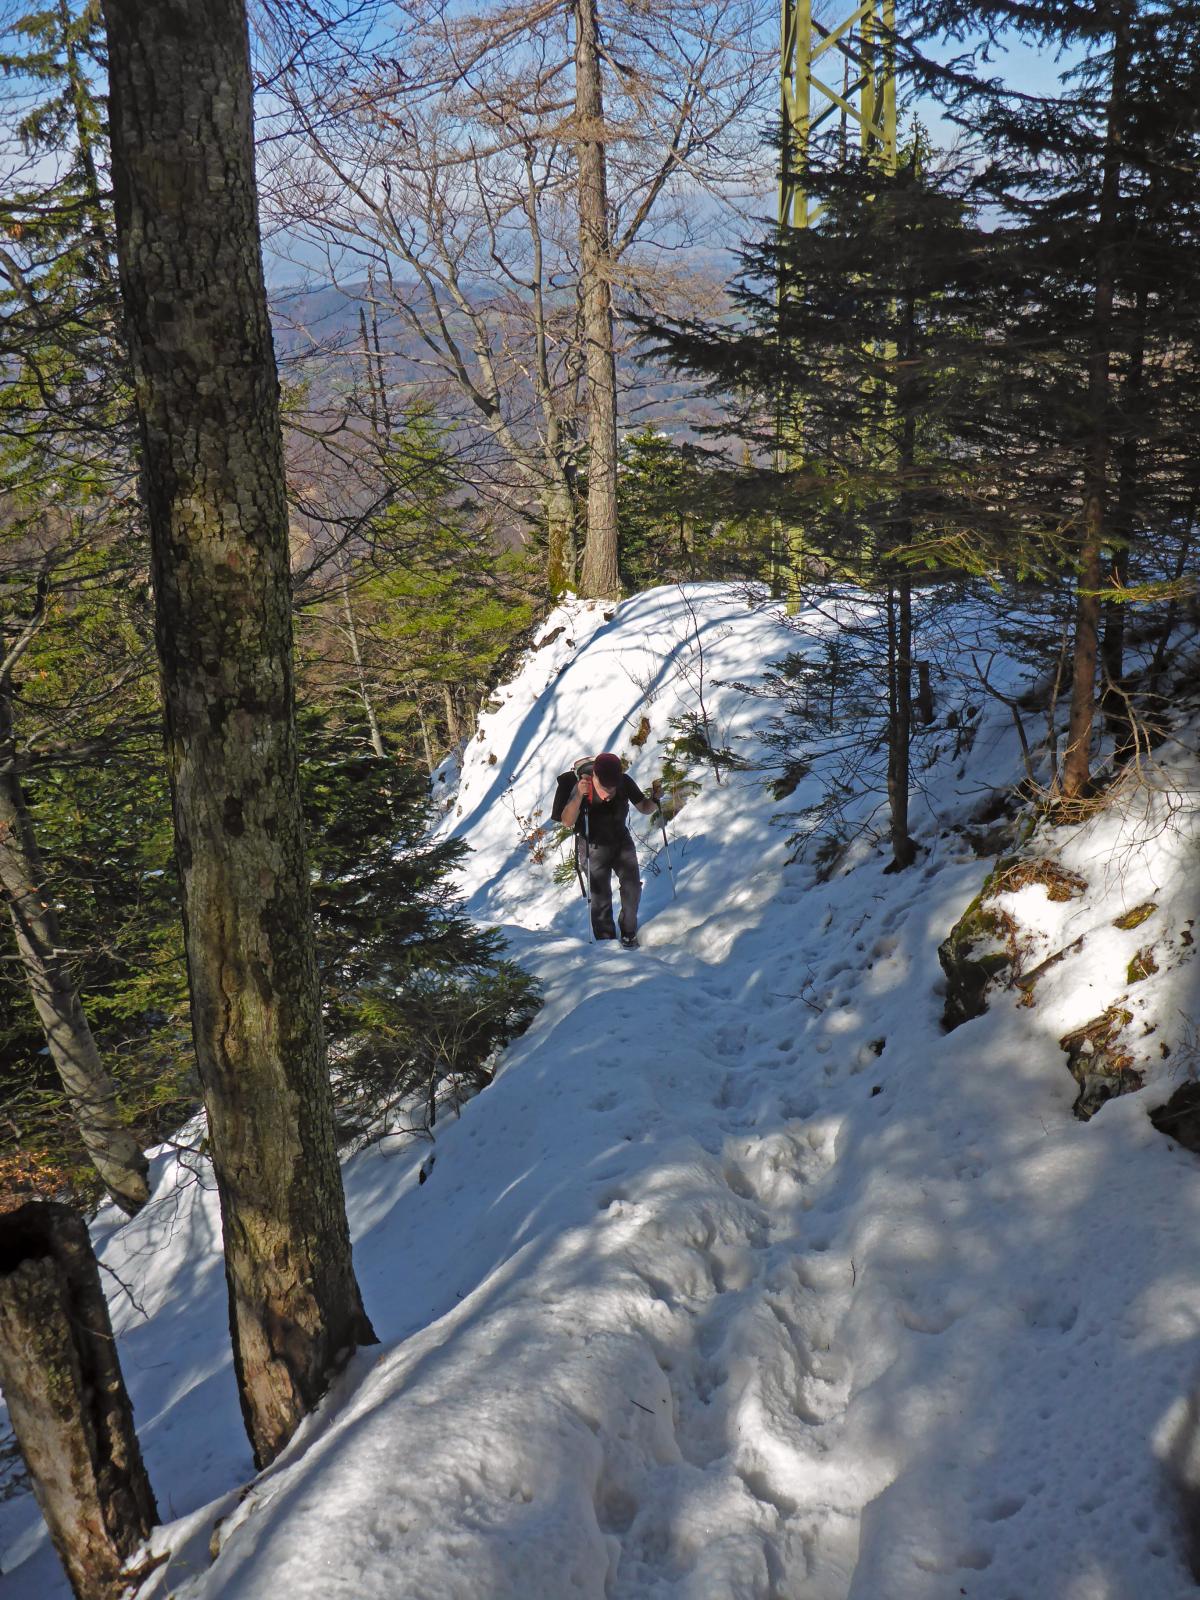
[593,752,623,787]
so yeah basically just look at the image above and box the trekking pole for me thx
[657,807,677,899]
[572,820,589,900]
[581,802,595,939]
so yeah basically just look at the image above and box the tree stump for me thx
[0,1201,156,1599]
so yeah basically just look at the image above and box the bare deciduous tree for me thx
[254,0,772,596]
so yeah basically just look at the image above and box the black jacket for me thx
[551,769,647,846]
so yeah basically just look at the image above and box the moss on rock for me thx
[938,890,1018,1032]
[1114,901,1157,931]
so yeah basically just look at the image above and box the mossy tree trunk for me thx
[101,0,375,1468]
[0,1201,157,1599]
[544,478,579,598]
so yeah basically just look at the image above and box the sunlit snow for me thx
[2,583,1199,1600]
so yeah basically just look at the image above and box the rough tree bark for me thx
[1100,284,1146,755]
[0,1201,156,1600]
[574,0,622,600]
[101,0,375,1468]
[1061,1,1130,800]
[885,297,918,872]
[885,578,917,872]
[0,691,148,1215]
[544,477,580,600]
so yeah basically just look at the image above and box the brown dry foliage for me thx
[992,857,1088,903]
[0,1148,77,1209]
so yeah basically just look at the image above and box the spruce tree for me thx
[647,151,1002,867]
[907,0,1200,792]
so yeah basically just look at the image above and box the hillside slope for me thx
[2,584,1199,1600]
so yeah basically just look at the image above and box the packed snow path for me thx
[3,586,1200,1599]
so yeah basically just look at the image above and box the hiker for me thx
[557,752,662,947]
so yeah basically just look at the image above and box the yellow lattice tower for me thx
[780,0,898,228]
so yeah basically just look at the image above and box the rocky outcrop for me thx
[1059,1008,1140,1121]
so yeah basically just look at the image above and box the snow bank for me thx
[3,584,1199,1600]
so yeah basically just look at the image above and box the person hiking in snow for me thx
[557,752,662,947]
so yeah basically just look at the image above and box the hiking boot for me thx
[620,933,639,949]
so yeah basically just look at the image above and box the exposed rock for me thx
[1149,1082,1200,1155]
[938,890,1018,1031]
[939,853,1091,1030]
[963,821,1016,858]
[1014,935,1085,1006]
[961,791,1019,857]
[1059,1008,1139,1120]
[770,759,811,802]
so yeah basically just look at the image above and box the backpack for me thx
[550,756,594,828]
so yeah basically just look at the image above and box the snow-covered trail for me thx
[3,586,1200,1600]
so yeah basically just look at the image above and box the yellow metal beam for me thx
[779,0,898,229]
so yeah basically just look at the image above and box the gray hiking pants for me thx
[578,832,641,940]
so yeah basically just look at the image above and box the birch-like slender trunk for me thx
[409,685,435,776]
[339,572,387,758]
[102,0,375,1469]
[442,683,462,748]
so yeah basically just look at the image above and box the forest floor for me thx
[3,584,1200,1599]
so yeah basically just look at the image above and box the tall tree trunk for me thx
[409,685,435,777]
[339,571,387,758]
[1100,284,1146,754]
[885,578,916,871]
[1061,3,1130,800]
[0,693,148,1216]
[915,660,934,725]
[442,683,462,748]
[1150,515,1194,679]
[102,0,375,1469]
[0,1201,157,1600]
[544,478,579,598]
[574,0,621,600]
[885,294,917,872]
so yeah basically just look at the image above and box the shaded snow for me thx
[3,584,1200,1600]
